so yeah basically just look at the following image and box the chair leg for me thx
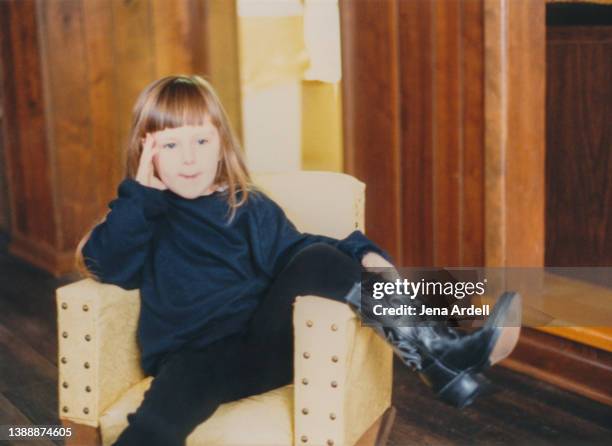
[354,406,396,446]
[61,419,102,446]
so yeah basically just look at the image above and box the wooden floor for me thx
[0,250,611,446]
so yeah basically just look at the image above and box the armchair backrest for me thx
[252,171,365,239]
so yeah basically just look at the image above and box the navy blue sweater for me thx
[82,178,392,376]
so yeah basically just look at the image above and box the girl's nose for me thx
[181,144,196,164]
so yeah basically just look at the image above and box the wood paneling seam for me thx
[391,0,403,266]
[431,0,438,266]
[458,2,465,266]
[35,0,61,249]
[484,0,508,266]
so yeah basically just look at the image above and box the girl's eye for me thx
[163,143,176,149]
[197,138,208,145]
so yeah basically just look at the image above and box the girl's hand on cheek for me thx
[136,134,168,191]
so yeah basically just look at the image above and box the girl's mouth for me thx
[180,173,201,180]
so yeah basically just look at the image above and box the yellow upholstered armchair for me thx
[57,171,395,446]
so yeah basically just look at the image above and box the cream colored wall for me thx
[238,2,307,173]
[301,80,343,172]
[236,0,343,174]
[242,81,303,172]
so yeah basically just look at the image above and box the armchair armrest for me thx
[56,278,144,427]
[293,296,393,446]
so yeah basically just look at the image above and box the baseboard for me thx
[502,327,612,406]
[8,231,75,277]
[0,229,10,253]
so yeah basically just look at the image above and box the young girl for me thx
[76,75,521,446]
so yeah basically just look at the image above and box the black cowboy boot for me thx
[344,271,522,408]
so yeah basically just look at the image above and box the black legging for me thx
[113,243,362,446]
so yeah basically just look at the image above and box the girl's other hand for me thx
[136,133,168,190]
[361,252,400,281]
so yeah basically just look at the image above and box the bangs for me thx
[145,79,212,131]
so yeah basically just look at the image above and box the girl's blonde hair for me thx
[75,75,252,279]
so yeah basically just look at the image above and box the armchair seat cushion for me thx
[99,377,294,446]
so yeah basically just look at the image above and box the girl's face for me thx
[151,117,222,199]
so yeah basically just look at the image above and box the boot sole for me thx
[484,292,522,367]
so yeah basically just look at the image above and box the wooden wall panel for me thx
[40,0,91,252]
[342,0,487,267]
[342,0,544,268]
[0,0,57,260]
[483,0,508,267]
[111,0,156,162]
[340,0,612,404]
[0,1,17,237]
[205,0,241,137]
[484,0,546,267]
[461,0,486,267]
[0,0,218,275]
[546,26,612,266]
[432,0,463,266]
[0,18,11,237]
[397,0,434,267]
[152,0,194,77]
[505,0,546,267]
[81,0,122,219]
[340,0,402,263]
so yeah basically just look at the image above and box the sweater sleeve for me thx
[82,178,168,290]
[253,191,393,278]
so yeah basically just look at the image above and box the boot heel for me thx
[436,371,491,409]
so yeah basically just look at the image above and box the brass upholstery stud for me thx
[331,323,338,331]
[62,331,68,338]
[327,439,334,446]
[301,435,308,443]
[82,304,89,312]
[301,378,309,385]
[330,413,336,420]
[61,357,67,364]
[306,320,313,327]
[62,382,69,389]
[62,406,69,413]
[85,334,91,342]
[85,386,91,392]
[331,380,338,388]
[303,352,310,359]
[302,408,309,415]
[84,362,90,369]
[61,302,68,310]
[331,355,338,363]
[83,407,89,414]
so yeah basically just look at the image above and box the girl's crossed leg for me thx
[244,242,361,364]
[112,243,361,446]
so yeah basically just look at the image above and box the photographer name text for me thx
[373,303,490,317]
